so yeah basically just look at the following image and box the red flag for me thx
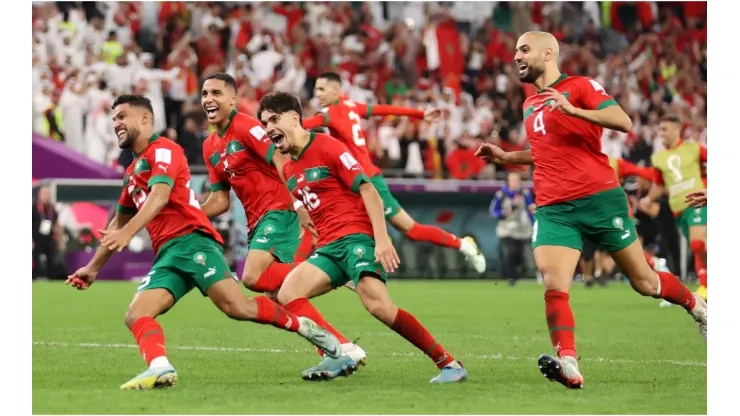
[435,20,464,78]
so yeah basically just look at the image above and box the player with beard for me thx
[200,73,367,368]
[259,91,468,384]
[302,72,487,275]
[475,32,707,389]
[65,95,347,389]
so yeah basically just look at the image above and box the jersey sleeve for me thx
[699,144,707,163]
[617,159,654,182]
[357,103,424,119]
[202,139,230,192]
[578,78,619,111]
[303,112,329,130]
[117,175,137,215]
[147,146,185,189]
[236,118,276,165]
[324,140,370,194]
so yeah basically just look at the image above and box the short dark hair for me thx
[258,91,303,123]
[317,71,342,84]
[112,94,154,115]
[203,72,237,92]
[660,114,681,125]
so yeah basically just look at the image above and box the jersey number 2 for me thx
[348,111,365,146]
[533,111,547,135]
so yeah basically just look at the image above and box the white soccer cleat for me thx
[689,294,707,341]
[341,342,367,365]
[460,236,486,274]
[538,354,584,389]
[297,317,342,358]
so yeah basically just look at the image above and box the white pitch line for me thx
[32,341,706,367]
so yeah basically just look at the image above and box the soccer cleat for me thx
[301,356,359,381]
[429,361,468,383]
[120,366,178,390]
[538,354,584,389]
[341,342,367,366]
[297,317,342,359]
[696,285,707,301]
[461,236,486,274]
[689,294,707,341]
[659,299,674,308]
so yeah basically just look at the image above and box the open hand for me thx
[100,228,134,252]
[375,236,400,273]
[540,87,577,115]
[685,189,707,208]
[474,143,508,164]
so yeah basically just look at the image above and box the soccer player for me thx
[199,73,366,364]
[302,72,486,274]
[258,91,468,384]
[65,95,347,390]
[641,115,708,300]
[475,32,706,390]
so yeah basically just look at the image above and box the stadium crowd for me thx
[32,1,707,180]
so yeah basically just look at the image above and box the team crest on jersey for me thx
[264,224,275,235]
[193,252,207,266]
[133,158,151,174]
[353,246,366,259]
[612,217,624,231]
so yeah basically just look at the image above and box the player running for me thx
[302,72,486,274]
[199,73,367,364]
[640,115,708,301]
[65,95,347,390]
[475,31,707,390]
[258,91,468,384]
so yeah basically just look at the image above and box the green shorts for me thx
[369,175,402,220]
[307,233,387,288]
[247,210,301,263]
[531,187,638,253]
[137,233,236,302]
[677,206,707,239]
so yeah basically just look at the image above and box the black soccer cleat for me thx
[538,354,584,389]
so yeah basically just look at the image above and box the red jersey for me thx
[117,135,223,253]
[202,110,293,230]
[523,74,621,206]
[283,133,374,247]
[302,99,425,178]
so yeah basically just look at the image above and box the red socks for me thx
[406,223,462,250]
[130,317,167,366]
[391,309,454,368]
[655,271,696,310]
[285,298,350,344]
[251,263,295,293]
[254,295,300,332]
[293,231,315,262]
[544,290,577,359]
[690,240,707,287]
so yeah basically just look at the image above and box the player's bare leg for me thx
[388,209,486,273]
[241,249,291,293]
[120,289,178,390]
[205,278,343,358]
[688,225,708,300]
[610,240,706,339]
[533,245,585,389]
[278,263,364,380]
[354,275,467,383]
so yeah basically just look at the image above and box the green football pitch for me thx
[33,280,706,414]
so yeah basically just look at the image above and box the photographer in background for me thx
[32,185,66,280]
[491,172,535,285]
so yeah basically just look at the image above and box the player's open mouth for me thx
[205,106,218,118]
[517,62,528,75]
[116,129,127,140]
[269,131,286,146]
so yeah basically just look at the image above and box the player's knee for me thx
[276,286,298,306]
[124,308,157,329]
[690,239,706,254]
[241,273,259,291]
[540,272,571,292]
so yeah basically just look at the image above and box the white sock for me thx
[655,273,662,297]
[149,356,172,370]
[446,360,462,369]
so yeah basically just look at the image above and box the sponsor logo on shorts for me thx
[256,238,269,243]
[204,267,216,278]
[310,254,319,259]
[384,207,392,215]
[193,252,207,266]
[621,230,631,240]
[355,262,369,268]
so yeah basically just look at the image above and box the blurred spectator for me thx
[490,172,535,285]
[33,186,66,280]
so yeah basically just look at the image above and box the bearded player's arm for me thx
[571,78,632,133]
[200,139,231,218]
[118,148,181,238]
[84,188,136,271]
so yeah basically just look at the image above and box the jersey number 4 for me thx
[297,186,320,211]
[533,111,547,135]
